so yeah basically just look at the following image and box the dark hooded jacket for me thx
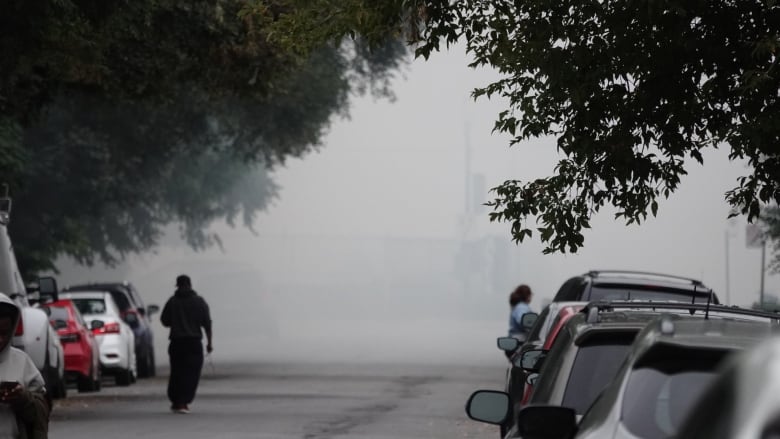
[160,288,211,340]
[0,295,49,439]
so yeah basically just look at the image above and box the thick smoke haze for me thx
[51,46,780,367]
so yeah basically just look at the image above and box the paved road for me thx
[50,361,505,439]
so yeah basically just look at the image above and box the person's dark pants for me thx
[167,338,204,407]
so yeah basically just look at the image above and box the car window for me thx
[71,305,87,327]
[72,298,107,315]
[621,347,729,439]
[129,286,145,309]
[109,290,132,312]
[527,306,551,344]
[44,306,69,322]
[561,336,635,414]
[676,367,736,439]
[589,285,713,303]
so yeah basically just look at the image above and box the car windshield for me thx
[621,346,729,439]
[589,285,713,303]
[72,298,107,316]
[561,334,636,414]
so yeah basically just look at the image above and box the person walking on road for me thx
[160,275,213,414]
[0,294,49,438]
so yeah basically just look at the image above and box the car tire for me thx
[115,368,133,386]
[78,361,100,393]
[137,347,151,378]
[42,337,66,400]
[148,348,156,377]
[77,373,92,392]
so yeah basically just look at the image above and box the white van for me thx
[0,198,66,399]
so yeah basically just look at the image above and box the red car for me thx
[43,300,101,392]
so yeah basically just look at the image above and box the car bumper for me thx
[63,344,91,377]
[96,334,128,369]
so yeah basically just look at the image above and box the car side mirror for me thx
[497,336,521,353]
[90,320,105,331]
[37,276,59,302]
[520,349,547,373]
[521,312,539,331]
[465,390,510,425]
[516,405,577,439]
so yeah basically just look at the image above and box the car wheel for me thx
[42,337,65,401]
[77,373,92,392]
[115,368,133,386]
[52,360,67,399]
[148,348,156,377]
[137,348,151,378]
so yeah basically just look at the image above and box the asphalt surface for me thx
[49,361,505,438]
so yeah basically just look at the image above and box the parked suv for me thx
[510,303,780,439]
[63,282,159,378]
[552,270,719,304]
[498,301,586,436]
[0,198,66,400]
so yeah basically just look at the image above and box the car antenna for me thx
[689,284,698,315]
[704,287,713,320]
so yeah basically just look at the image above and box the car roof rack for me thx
[583,300,780,323]
[587,270,705,286]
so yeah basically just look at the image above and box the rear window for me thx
[561,332,636,414]
[109,291,131,312]
[621,345,730,439]
[589,284,714,303]
[44,306,69,322]
[72,298,107,315]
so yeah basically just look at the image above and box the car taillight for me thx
[93,322,121,335]
[14,316,23,336]
[59,333,80,343]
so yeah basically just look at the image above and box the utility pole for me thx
[761,238,767,307]
[725,229,731,305]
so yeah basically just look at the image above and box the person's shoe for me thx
[171,404,189,414]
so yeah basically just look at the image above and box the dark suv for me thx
[511,302,780,439]
[470,304,662,437]
[64,282,159,378]
[552,270,720,304]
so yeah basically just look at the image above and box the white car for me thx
[0,202,66,399]
[59,291,137,386]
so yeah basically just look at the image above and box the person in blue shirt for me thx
[508,284,534,336]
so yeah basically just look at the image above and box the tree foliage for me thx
[409,0,780,253]
[2,1,407,277]
[270,0,780,254]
